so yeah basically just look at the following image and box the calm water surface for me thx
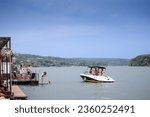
[20,66,150,100]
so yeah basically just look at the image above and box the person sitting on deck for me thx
[90,68,96,75]
[95,68,100,76]
[98,68,102,76]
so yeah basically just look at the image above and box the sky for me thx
[0,0,150,58]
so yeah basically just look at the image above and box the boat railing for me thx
[84,71,89,74]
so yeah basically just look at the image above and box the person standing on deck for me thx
[17,64,24,79]
[26,65,31,75]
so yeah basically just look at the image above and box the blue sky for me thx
[0,0,150,58]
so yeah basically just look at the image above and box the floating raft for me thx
[12,79,39,85]
[12,85,27,100]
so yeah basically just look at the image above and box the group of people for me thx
[89,68,106,76]
[12,64,32,80]
[12,64,47,82]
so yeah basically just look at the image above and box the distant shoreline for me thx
[13,53,150,67]
[129,54,150,66]
[13,53,130,67]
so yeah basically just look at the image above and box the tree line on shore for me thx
[129,54,150,66]
[13,53,150,67]
[13,53,130,67]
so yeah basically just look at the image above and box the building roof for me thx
[0,37,10,50]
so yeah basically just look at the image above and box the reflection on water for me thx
[20,66,150,100]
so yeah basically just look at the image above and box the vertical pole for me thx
[5,40,8,89]
[6,57,8,89]
[8,38,12,94]
[1,57,3,86]
[9,56,12,94]
[0,55,1,87]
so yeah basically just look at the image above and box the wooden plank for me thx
[0,96,6,100]
[12,80,39,85]
[12,85,27,100]
[0,96,9,100]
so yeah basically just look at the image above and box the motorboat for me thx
[80,66,115,83]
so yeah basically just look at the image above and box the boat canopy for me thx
[88,66,106,69]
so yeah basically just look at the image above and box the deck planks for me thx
[12,85,27,100]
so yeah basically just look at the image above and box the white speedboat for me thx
[80,66,115,83]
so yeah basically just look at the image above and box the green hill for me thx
[13,53,130,67]
[129,54,150,66]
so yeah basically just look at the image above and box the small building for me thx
[0,37,13,98]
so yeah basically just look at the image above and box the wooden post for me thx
[0,55,1,87]
[9,38,12,94]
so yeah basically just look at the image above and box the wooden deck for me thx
[12,79,39,85]
[11,73,39,85]
[0,95,6,100]
[12,85,27,100]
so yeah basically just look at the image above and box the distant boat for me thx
[80,66,115,83]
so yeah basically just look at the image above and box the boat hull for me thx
[80,74,115,83]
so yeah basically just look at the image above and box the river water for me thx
[20,66,150,100]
